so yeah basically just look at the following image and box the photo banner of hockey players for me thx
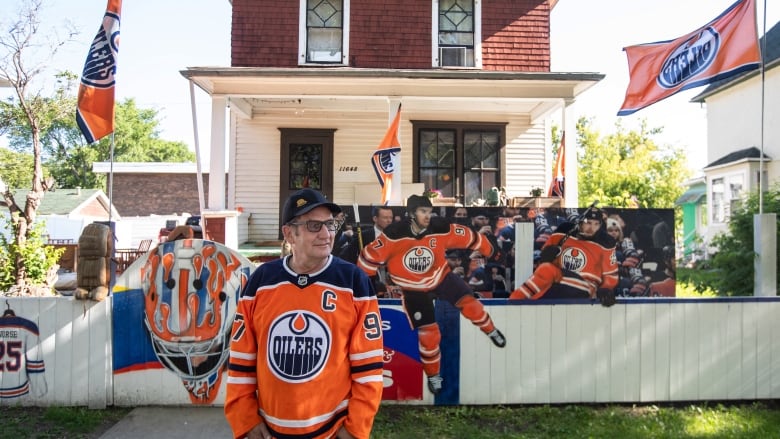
[337,205,676,300]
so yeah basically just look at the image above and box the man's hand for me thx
[336,426,356,439]
[246,421,272,439]
[596,289,616,307]
[539,245,561,263]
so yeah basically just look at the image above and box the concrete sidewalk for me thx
[99,407,232,438]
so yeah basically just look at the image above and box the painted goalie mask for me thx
[141,239,250,404]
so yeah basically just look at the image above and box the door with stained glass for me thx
[279,129,335,232]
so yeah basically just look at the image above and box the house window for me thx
[433,0,480,67]
[729,175,743,216]
[414,122,503,206]
[300,0,349,64]
[711,178,725,223]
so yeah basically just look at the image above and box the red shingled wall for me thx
[230,0,551,71]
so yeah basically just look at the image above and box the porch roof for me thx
[180,67,604,121]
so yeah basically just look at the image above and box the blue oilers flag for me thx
[547,132,565,198]
[371,105,402,205]
[76,0,121,144]
[618,0,760,116]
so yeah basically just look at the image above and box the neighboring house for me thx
[675,177,706,263]
[92,162,211,217]
[180,0,604,245]
[688,20,780,248]
[0,188,119,242]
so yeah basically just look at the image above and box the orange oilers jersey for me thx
[546,233,619,296]
[224,256,383,439]
[358,217,494,292]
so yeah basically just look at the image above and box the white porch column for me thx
[209,96,227,210]
[563,100,578,208]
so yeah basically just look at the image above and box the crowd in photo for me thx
[334,204,676,299]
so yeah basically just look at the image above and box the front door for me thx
[279,129,335,234]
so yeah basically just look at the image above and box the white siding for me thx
[233,111,551,242]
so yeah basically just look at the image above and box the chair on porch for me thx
[116,239,154,274]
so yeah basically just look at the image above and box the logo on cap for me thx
[296,198,307,208]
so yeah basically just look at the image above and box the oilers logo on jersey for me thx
[402,247,434,273]
[268,311,331,382]
[561,247,586,272]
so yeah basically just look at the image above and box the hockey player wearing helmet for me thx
[510,206,619,306]
[358,194,507,395]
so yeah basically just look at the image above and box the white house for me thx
[688,20,779,248]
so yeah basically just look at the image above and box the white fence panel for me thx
[2,297,780,407]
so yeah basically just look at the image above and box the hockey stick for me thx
[353,203,364,250]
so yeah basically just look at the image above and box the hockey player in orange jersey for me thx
[225,189,383,439]
[358,194,506,395]
[509,206,619,306]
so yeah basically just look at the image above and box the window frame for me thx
[299,0,350,66]
[431,0,481,68]
[412,121,505,206]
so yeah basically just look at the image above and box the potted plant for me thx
[530,187,543,197]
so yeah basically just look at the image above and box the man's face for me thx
[373,208,394,231]
[283,206,337,260]
[578,218,601,238]
[472,215,489,226]
[413,207,432,228]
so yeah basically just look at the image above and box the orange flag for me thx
[371,105,402,205]
[618,0,760,116]
[547,132,565,198]
[77,0,122,144]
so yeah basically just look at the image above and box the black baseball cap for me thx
[282,189,341,224]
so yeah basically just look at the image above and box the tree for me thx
[0,0,75,294]
[700,186,780,296]
[576,117,691,209]
[0,147,36,188]
[38,97,195,188]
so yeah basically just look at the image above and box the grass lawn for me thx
[2,402,779,438]
[372,402,780,438]
[1,406,131,439]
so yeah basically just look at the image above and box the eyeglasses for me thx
[288,219,341,233]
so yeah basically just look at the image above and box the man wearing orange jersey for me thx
[509,207,619,306]
[225,189,384,439]
[358,194,506,395]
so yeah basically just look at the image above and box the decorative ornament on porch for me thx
[423,189,442,199]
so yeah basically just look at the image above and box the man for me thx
[358,194,506,395]
[225,188,384,439]
[334,205,394,264]
[509,207,618,306]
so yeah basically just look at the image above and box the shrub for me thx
[0,216,64,292]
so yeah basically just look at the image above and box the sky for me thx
[1,0,778,174]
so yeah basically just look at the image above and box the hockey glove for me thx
[555,221,577,235]
[539,245,561,263]
[597,288,617,307]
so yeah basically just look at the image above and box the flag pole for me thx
[758,0,766,213]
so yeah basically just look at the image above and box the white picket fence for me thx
[2,296,780,408]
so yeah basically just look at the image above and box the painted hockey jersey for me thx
[358,217,494,292]
[0,315,47,398]
[545,232,619,296]
[225,255,383,439]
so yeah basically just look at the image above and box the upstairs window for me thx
[300,0,349,65]
[434,0,480,68]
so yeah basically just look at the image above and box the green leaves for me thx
[575,117,691,209]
